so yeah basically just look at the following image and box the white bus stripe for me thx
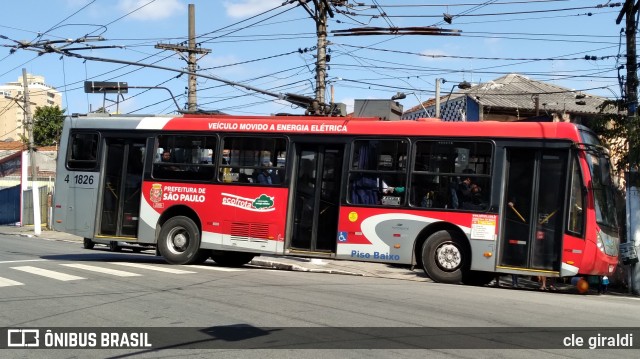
[11,266,86,281]
[191,265,244,272]
[0,277,24,287]
[110,262,196,274]
[60,264,142,277]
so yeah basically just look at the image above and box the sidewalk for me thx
[0,224,625,295]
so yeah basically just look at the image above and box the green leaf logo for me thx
[253,194,274,209]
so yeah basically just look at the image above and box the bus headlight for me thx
[596,230,605,253]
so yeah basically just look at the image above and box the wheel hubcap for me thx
[167,227,188,253]
[435,243,461,271]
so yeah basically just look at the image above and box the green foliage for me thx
[33,105,65,146]
[590,99,640,171]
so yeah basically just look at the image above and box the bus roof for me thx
[68,114,583,141]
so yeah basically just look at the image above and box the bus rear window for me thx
[67,133,99,170]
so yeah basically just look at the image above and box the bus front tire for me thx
[158,216,208,265]
[211,252,255,267]
[421,230,468,284]
[83,238,95,249]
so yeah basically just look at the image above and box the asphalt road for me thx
[1,235,639,358]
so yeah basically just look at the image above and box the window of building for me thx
[219,136,287,185]
[411,140,492,211]
[152,134,216,181]
[348,139,408,206]
[67,132,99,170]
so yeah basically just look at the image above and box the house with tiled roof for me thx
[402,73,610,123]
[0,140,57,189]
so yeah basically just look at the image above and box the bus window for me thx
[567,155,585,236]
[67,132,99,170]
[411,141,492,211]
[152,134,216,181]
[219,136,287,185]
[348,139,408,205]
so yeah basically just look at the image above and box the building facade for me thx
[401,74,608,124]
[0,74,62,142]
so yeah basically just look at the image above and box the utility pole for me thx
[155,4,210,112]
[314,0,329,106]
[22,68,41,235]
[617,0,640,295]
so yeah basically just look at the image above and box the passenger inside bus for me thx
[458,176,486,210]
[351,175,404,205]
[161,149,179,171]
[257,160,278,185]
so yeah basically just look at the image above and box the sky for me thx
[0,0,628,120]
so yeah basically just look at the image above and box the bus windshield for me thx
[580,130,618,229]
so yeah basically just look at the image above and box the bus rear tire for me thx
[83,238,95,249]
[109,241,122,252]
[421,230,468,284]
[158,216,207,265]
[211,252,255,267]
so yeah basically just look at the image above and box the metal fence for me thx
[0,185,20,225]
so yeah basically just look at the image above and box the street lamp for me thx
[441,80,472,120]
[391,92,428,118]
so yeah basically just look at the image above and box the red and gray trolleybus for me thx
[53,113,619,285]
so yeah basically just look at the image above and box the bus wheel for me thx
[421,230,467,284]
[83,238,95,249]
[109,241,122,252]
[211,252,255,267]
[158,216,206,265]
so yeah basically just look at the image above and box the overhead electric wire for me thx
[335,43,620,62]
[369,1,576,7]
[200,50,300,71]
[198,3,296,42]
[344,3,619,19]
[1,0,625,115]
[37,0,98,40]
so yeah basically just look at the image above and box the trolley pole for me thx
[22,68,41,236]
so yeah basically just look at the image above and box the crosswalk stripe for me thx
[60,264,142,277]
[11,266,86,281]
[0,277,24,287]
[191,265,244,272]
[0,259,48,264]
[110,262,196,274]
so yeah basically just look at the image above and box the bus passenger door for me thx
[98,138,146,238]
[290,144,343,253]
[499,148,567,273]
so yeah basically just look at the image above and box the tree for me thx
[590,100,640,172]
[32,105,65,146]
